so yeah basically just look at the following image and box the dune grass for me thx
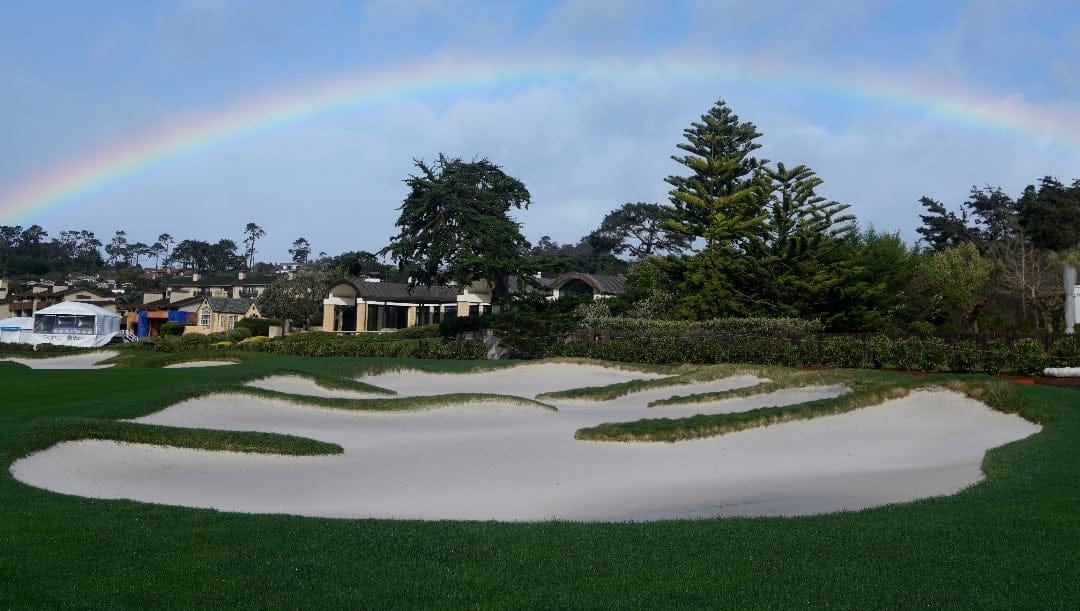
[536,363,755,401]
[0,356,1075,607]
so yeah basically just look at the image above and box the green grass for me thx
[0,356,1076,607]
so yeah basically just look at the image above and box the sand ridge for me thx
[0,351,116,369]
[9,362,1040,521]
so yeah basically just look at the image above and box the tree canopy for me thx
[384,154,533,306]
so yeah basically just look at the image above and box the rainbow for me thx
[1,53,1077,225]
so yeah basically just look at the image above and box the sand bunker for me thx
[0,351,115,369]
[245,376,387,399]
[10,363,1040,521]
[360,362,670,398]
[163,360,236,368]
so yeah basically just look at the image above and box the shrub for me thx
[1049,336,1080,368]
[867,335,893,369]
[983,339,1008,376]
[159,322,186,337]
[385,324,441,340]
[212,341,233,349]
[578,317,822,340]
[909,321,935,336]
[235,317,271,337]
[439,316,489,339]
[919,337,949,373]
[1010,338,1047,376]
[947,340,980,373]
[237,335,269,345]
[797,337,822,366]
[225,327,252,342]
[892,337,923,371]
[821,336,864,369]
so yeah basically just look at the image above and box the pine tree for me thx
[665,99,765,248]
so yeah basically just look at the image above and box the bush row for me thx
[552,335,1080,375]
[578,316,823,339]
[125,331,485,360]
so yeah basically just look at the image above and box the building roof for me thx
[132,295,205,310]
[550,272,626,295]
[329,279,459,303]
[204,297,258,314]
[34,301,119,318]
[163,273,276,287]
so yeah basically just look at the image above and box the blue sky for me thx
[1,0,1077,262]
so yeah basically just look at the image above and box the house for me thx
[160,271,275,304]
[121,295,204,337]
[322,279,464,333]
[185,297,260,335]
[321,274,624,333]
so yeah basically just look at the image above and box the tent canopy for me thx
[32,301,121,347]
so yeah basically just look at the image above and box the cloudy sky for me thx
[1,0,1077,262]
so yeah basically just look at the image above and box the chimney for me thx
[238,271,247,280]
[192,272,201,282]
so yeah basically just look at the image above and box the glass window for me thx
[200,310,210,326]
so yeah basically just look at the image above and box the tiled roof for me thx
[205,297,257,314]
[357,281,459,303]
[550,272,626,295]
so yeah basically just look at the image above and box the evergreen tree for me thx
[759,163,856,321]
[665,99,765,247]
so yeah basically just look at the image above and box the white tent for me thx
[0,316,33,344]
[31,302,121,348]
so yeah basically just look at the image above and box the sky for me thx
[0,0,1077,263]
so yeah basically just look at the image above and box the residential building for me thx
[161,271,275,303]
[185,297,260,335]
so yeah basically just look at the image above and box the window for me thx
[199,310,210,327]
[227,315,237,329]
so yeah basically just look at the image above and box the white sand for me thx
[9,364,1040,521]
[360,362,671,398]
[0,351,115,369]
[245,376,388,399]
[163,360,236,368]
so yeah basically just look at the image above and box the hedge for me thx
[578,316,822,339]
[124,332,485,360]
[550,334,1080,374]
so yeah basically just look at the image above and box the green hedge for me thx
[125,332,485,360]
[578,316,822,339]
[551,334,1080,374]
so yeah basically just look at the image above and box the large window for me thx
[199,310,210,327]
[34,314,96,335]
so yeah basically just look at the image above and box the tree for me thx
[172,239,211,271]
[916,197,974,250]
[156,233,174,267]
[208,239,241,272]
[586,202,690,257]
[289,237,312,264]
[256,266,336,329]
[242,223,265,270]
[662,100,768,318]
[758,162,856,322]
[1017,177,1080,253]
[105,230,128,266]
[910,242,994,331]
[384,155,533,307]
[665,99,765,248]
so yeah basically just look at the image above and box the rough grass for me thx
[536,363,754,401]
[24,417,343,456]
[0,355,1075,607]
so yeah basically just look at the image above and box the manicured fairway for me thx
[0,353,1077,607]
